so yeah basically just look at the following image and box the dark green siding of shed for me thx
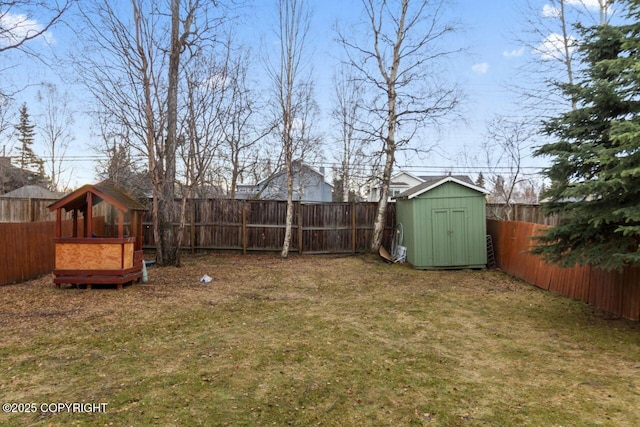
[396,182,486,269]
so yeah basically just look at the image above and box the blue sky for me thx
[0,0,608,189]
[237,0,535,173]
[309,0,537,173]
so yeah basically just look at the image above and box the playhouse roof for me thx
[48,181,147,213]
[394,175,490,200]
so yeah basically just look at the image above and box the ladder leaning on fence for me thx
[486,234,496,269]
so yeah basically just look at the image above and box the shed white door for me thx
[432,208,468,266]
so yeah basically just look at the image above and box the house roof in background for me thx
[416,175,475,185]
[252,161,333,188]
[386,171,424,187]
[376,172,473,190]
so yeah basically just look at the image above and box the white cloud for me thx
[542,4,561,18]
[503,47,525,58]
[0,12,55,47]
[543,1,608,18]
[201,73,228,91]
[534,33,577,61]
[471,62,489,76]
[566,0,603,10]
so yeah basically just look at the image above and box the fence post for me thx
[242,202,247,255]
[190,199,196,254]
[297,202,303,254]
[351,202,357,253]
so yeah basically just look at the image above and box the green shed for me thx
[394,176,490,269]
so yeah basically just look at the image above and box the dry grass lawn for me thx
[0,253,639,426]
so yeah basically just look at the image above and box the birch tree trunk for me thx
[269,0,313,258]
[281,147,294,257]
[370,1,402,252]
[338,0,462,252]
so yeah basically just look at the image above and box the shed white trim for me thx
[395,176,490,200]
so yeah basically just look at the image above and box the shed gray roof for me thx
[395,175,489,200]
[1,185,63,199]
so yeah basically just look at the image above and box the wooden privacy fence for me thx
[1,197,556,227]
[141,199,396,254]
[1,201,395,286]
[0,221,56,286]
[0,198,111,222]
[0,218,106,286]
[0,198,60,222]
[487,220,640,321]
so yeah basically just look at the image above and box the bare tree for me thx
[512,0,614,115]
[75,0,168,261]
[0,1,73,97]
[0,95,16,193]
[266,0,316,258]
[0,0,72,53]
[76,0,228,266]
[160,0,200,266]
[36,82,74,192]
[338,0,463,251]
[177,47,228,197]
[220,45,275,199]
[331,64,368,202]
[0,94,14,156]
[93,112,151,198]
[483,116,538,221]
[174,47,231,264]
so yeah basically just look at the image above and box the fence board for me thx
[141,199,395,254]
[0,222,53,285]
[0,217,106,286]
[3,199,395,285]
[1,198,552,226]
[0,198,59,222]
[622,268,640,320]
[488,219,640,321]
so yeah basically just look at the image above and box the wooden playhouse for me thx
[48,182,147,289]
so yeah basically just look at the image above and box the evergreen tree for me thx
[98,142,151,199]
[492,175,505,202]
[15,103,44,177]
[534,1,640,271]
[475,172,485,189]
[332,173,345,202]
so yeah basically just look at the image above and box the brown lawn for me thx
[0,253,639,426]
